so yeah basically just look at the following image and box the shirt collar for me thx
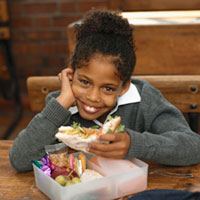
[117,82,141,106]
[69,83,141,120]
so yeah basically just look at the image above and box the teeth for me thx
[85,105,96,112]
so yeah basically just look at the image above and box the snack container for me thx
[33,158,148,200]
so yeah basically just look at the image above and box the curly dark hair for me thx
[71,9,136,85]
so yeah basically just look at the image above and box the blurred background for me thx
[0,0,200,139]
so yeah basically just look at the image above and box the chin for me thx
[80,110,106,122]
[79,111,96,120]
[79,110,107,123]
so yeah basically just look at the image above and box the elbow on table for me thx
[9,147,33,172]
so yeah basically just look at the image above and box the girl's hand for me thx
[56,68,76,109]
[88,132,130,159]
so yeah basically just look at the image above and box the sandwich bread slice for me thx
[55,116,124,153]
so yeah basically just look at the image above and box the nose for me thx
[86,87,101,102]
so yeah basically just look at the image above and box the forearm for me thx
[126,128,200,166]
[9,98,71,172]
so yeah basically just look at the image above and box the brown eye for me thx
[80,79,89,85]
[104,87,114,92]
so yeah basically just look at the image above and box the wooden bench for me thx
[67,10,200,76]
[108,0,200,11]
[122,11,200,76]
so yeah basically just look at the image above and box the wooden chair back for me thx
[27,76,60,112]
[27,75,200,113]
[108,0,200,11]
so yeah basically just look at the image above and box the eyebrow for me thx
[78,74,119,87]
[77,74,89,80]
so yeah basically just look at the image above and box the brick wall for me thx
[7,0,110,95]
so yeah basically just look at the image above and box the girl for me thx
[10,9,200,172]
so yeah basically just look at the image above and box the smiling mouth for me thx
[80,101,101,114]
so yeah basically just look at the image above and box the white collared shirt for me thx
[69,83,141,126]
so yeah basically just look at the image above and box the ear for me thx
[119,81,131,96]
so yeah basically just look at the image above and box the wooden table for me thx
[1,140,200,200]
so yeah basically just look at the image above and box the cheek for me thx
[102,94,118,107]
[104,89,123,107]
[71,82,86,97]
[71,81,79,96]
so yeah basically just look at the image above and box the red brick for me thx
[41,68,63,76]
[39,43,57,55]
[7,0,25,3]
[12,42,68,56]
[15,56,43,69]
[34,16,52,28]
[24,68,39,77]
[78,1,108,12]
[24,3,57,15]
[32,56,46,68]
[60,2,76,13]
[46,56,65,67]
[11,30,28,41]
[11,17,33,29]
[53,16,81,27]
[7,0,110,96]
[12,42,39,55]
[9,4,24,16]
[55,42,68,54]
[27,30,62,40]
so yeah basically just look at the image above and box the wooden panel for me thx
[27,75,200,113]
[0,45,9,79]
[108,0,200,11]
[0,0,8,22]
[66,22,77,58]
[0,27,10,39]
[66,22,78,58]
[135,75,200,113]
[133,24,200,75]
[123,11,200,75]
[66,11,200,75]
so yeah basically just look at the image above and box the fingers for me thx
[89,148,124,159]
[88,141,127,159]
[66,68,74,80]
[58,72,61,81]
[90,134,128,152]
[58,68,74,82]
[98,133,123,142]
[56,67,76,109]
[88,133,130,159]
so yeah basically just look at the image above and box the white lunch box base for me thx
[33,158,148,200]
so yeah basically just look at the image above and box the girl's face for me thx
[71,55,129,123]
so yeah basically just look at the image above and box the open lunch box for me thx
[33,152,148,200]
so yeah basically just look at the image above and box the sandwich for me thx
[55,116,125,153]
[80,169,103,183]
